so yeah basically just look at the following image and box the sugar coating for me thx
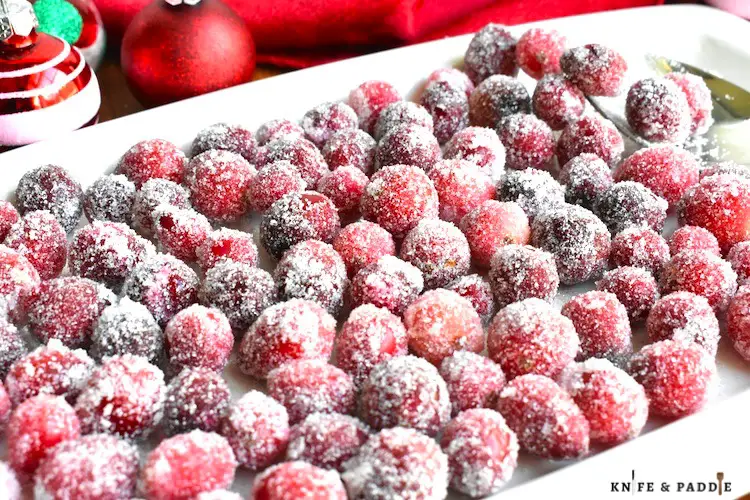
[0,244,40,321]
[558,153,613,210]
[163,367,231,435]
[237,299,336,379]
[659,249,738,312]
[116,139,187,188]
[444,126,506,182]
[165,304,233,372]
[669,225,721,258]
[428,159,495,226]
[84,174,136,224]
[335,304,408,388]
[350,255,424,316]
[373,101,434,141]
[342,427,449,500]
[153,204,212,262]
[375,123,441,172]
[196,227,258,271]
[497,113,555,171]
[440,408,519,498]
[488,298,579,380]
[700,161,750,180]
[92,297,162,362]
[322,129,377,175]
[4,210,66,280]
[469,75,530,128]
[728,241,750,285]
[200,260,278,332]
[625,77,692,144]
[497,167,565,221]
[559,359,648,445]
[219,390,290,470]
[286,412,370,471]
[531,204,611,285]
[728,286,750,360]
[439,351,506,416]
[75,354,166,439]
[302,101,358,148]
[256,119,304,145]
[446,274,496,325]
[489,244,560,308]
[594,181,668,234]
[596,266,659,322]
[560,44,627,96]
[647,291,720,356]
[460,200,530,269]
[516,27,566,79]
[263,137,329,189]
[426,68,475,97]
[33,434,139,499]
[248,160,306,213]
[532,74,586,131]
[186,149,256,221]
[267,359,356,424]
[131,178,191,236]
[628,339,717,418]
[0,316,26,379]
[15,164,83,233]
[360,355,450,436]
[400,219,471,289]
[333,221,396,278]
[274,240,348,316]
[191,122,258,162]
[419,80,469,144]
[665,72,713,134]
[316,165,369,214]
[464,24,518,84]
[252,461,347,500]
[0,201,20,241]
[557,114,624,167]
[0,462,20,500]
[610,227,670,276]
[348,80,402,134]
[561,291,632,364]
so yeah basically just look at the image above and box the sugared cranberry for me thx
[252,461,346,500]
[116,139,186,188]
[560,359,648,445]
[496,113,555,171]
[446,274,496,325]
[219,390,290,470]
[562,291,632,363]
[728,241,750,285]
[335,304,408,387]
[349,256,424,316]
[628,340,717,417]
[426,68,475,97]
[439,351,506,416]
[373,101,433,141]
[0,245,39,320]
[165,304,233,372]
[532,74,585,130]
[192,123,258,163]
[238,299,336,379]
[531,204,611,285]
[332,221,396,278]
[200,261,278,332]
[0,384,8,428]
[700,161,750,180]
[260,191,340,259]
[597,266,659,322]
[515,27,566,79]
[0,317,26,379]
[316,165,368,216]
[728,286,750,360]
[256,119,304,146]
[496,167,565,220]
[610,227,670,276]
[489,244,559,308]
[647,291,720,356]
[84,174,135,224]
[558,153,613,210]
[400,219,470,289]
[4,210,66,280]
[626,77,691,144]
[560,44,627,96]
[263,138,329,189]
[16,164,82,233]
[131,178,191,236]
[595,181,668,234]
[669,225,721,257]
[247,160,306,213]
[267,360,356,424]
[142,430,237,500]
[196,228,258,271]
[557,114,624,167]
[91,297,162,362]
[495,374,589,458]
[186,150,256,221]
[123,253,200,327]
[443,126,506,181]
[301,101,358,147]
[0,201,19,241]
[488,298,579,380]
[153,205,212,262]
[375,123,440,172]
[164,368,231,435]
[322,129,377,175]
[469,75,530,128]
[659,249,738,312]
[428,159,495,225]
[460,200,530,269]
[420,80,469,144]
[286,413,370,471]
[0,462,19,500]
[665,73,713,135]
[348,80,402,134]
[464,24,518,84]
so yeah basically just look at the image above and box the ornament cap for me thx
[0,0,39,42]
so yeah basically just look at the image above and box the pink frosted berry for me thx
[665,72,713,135]
[142,430,237,500]
[196,228,258,271]
[647,291,720,356]
[728,241,750,285]
[610,227,670,276]
[267,360,356,424]
[427,68,475,96]
[0,462,20,500]
[0,201,19,241]
[117,139,186,188]
[332,221,396,278]
[496,113,555,171]
[469,75,530,128]
[595,181,668,234]
[373,101,433,141]
[626,77,692,144]
[252,461,347,500]
[0,317,26,379]
[420,80,469,144]
[489,244,559,308]
[562,291,632,363]
[400,219,471,289]
[597,266,659,322]
[248,161,306,213]
[558,153,613,210]
[460,200,530,269]
[628,340,717,417]
[348,80,402,134]
[495,374,589,459]
[301,101,358,148]
[441,409,519,498]
[316,165,368,216]
[464,24,518,84]
[186,150,256,221]
[238,299,336,379]
[262,137,329,189]
[153,205,211,262]
[516,27,566,79]
[532,74,585,130]
[256,119,304,146]
[219,390,290,470]
[557,114,624,167]
[360,355,450,436]
[349,256,424,316]
[335,304,408,388]
[443,126,506,181]
[428,159,495,225]
[286,413,370,471]
[488,298,579,380]
[659,249,738,312]
[560,359,648,445]
[16,164,83,233]
[375,123,440,172]
[0,245,39,320]
[192,123,258,163]
[4,210,67,280]
[728,286,750,360]
[446,274,496,324]
[669,225,721,257]
[322,129,377,175]
[132,178,191,236]
[497,168,565,221]
[165,304,233,372]
[164,368,231,435]
[439,351,506,416]
[560,44,627,96]
[91,297,162,362]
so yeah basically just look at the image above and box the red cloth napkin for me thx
[93,0,664,68]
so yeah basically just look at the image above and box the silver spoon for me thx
[587,55,750,165]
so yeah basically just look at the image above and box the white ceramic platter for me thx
[1,4,750,499]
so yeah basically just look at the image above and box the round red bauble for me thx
[121,0,255,107]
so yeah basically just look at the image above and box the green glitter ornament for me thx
[33,0,83,44]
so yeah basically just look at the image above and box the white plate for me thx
[2,4,750,499]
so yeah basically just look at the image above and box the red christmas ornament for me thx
[121,0,255,108]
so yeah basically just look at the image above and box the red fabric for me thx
[93,0,663,68]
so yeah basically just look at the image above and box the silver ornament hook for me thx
[0,0,38,42]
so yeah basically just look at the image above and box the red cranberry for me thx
[374,101,433,141]
[728,241,750,285]
[559,153,613,210]
[400,219,470,289]
[659,249,738,312]
[301,101,358,147]
[186,150,256,221]
[460,200,530,269]
[91,297,162,362]
[557,114,624,167]
[562,291,632,363]
[626,77,692,144]
[131,178,191,236]
[439,351,505,416]
[196,228,258,271]
[247,160,305,213]
[165,304,233,372]
[428,159,495,225]
[497,168,565,221]
[610,227,670,276]
[322,129,377,176]
[142,430,236,500]
[286,413,370,471]
[669,225,721,257]
[252,461,346,500]
[516,27,565,78]
[192,122,258,162]
[488,298,579,379]
[316,165,368,216]
[335,304,408,387]
[332,221,396,278]
[4,210,66,280]
[446,274,496,325]
[420,80,469,144]
[665,73,713,135]
[531,204,611,285]
[427,68,474,96]
[267,360,356,424]
[469,75,530,128]
[597,266,659,322]
[489,244,559,308]
[260,191,340,259]
[560,359,648,445]
[495,374,589,458]
[647,291,720,356]
[16,164,83,233]
[83,174,135,224]
[375,123,441,172]
[728,286,750,360]
[464,24,518,84]
[497,113,555,171]
[443,126,506,181]
[0,462,19,500]
[219,390,290,470]
[153,205,211,262]
[561,44,627,96]
[0,201,19,241]
[628,340,717,417]
[0,245,39,320]
[256,119,304,145]
[263,138,329,189]
[350,256,424,316]
[117,139,186,188]
[595,181,668,234]
[0,317,26,379]
[532,74,585,130]
[164,368,231,435]
[348,80,402,134]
